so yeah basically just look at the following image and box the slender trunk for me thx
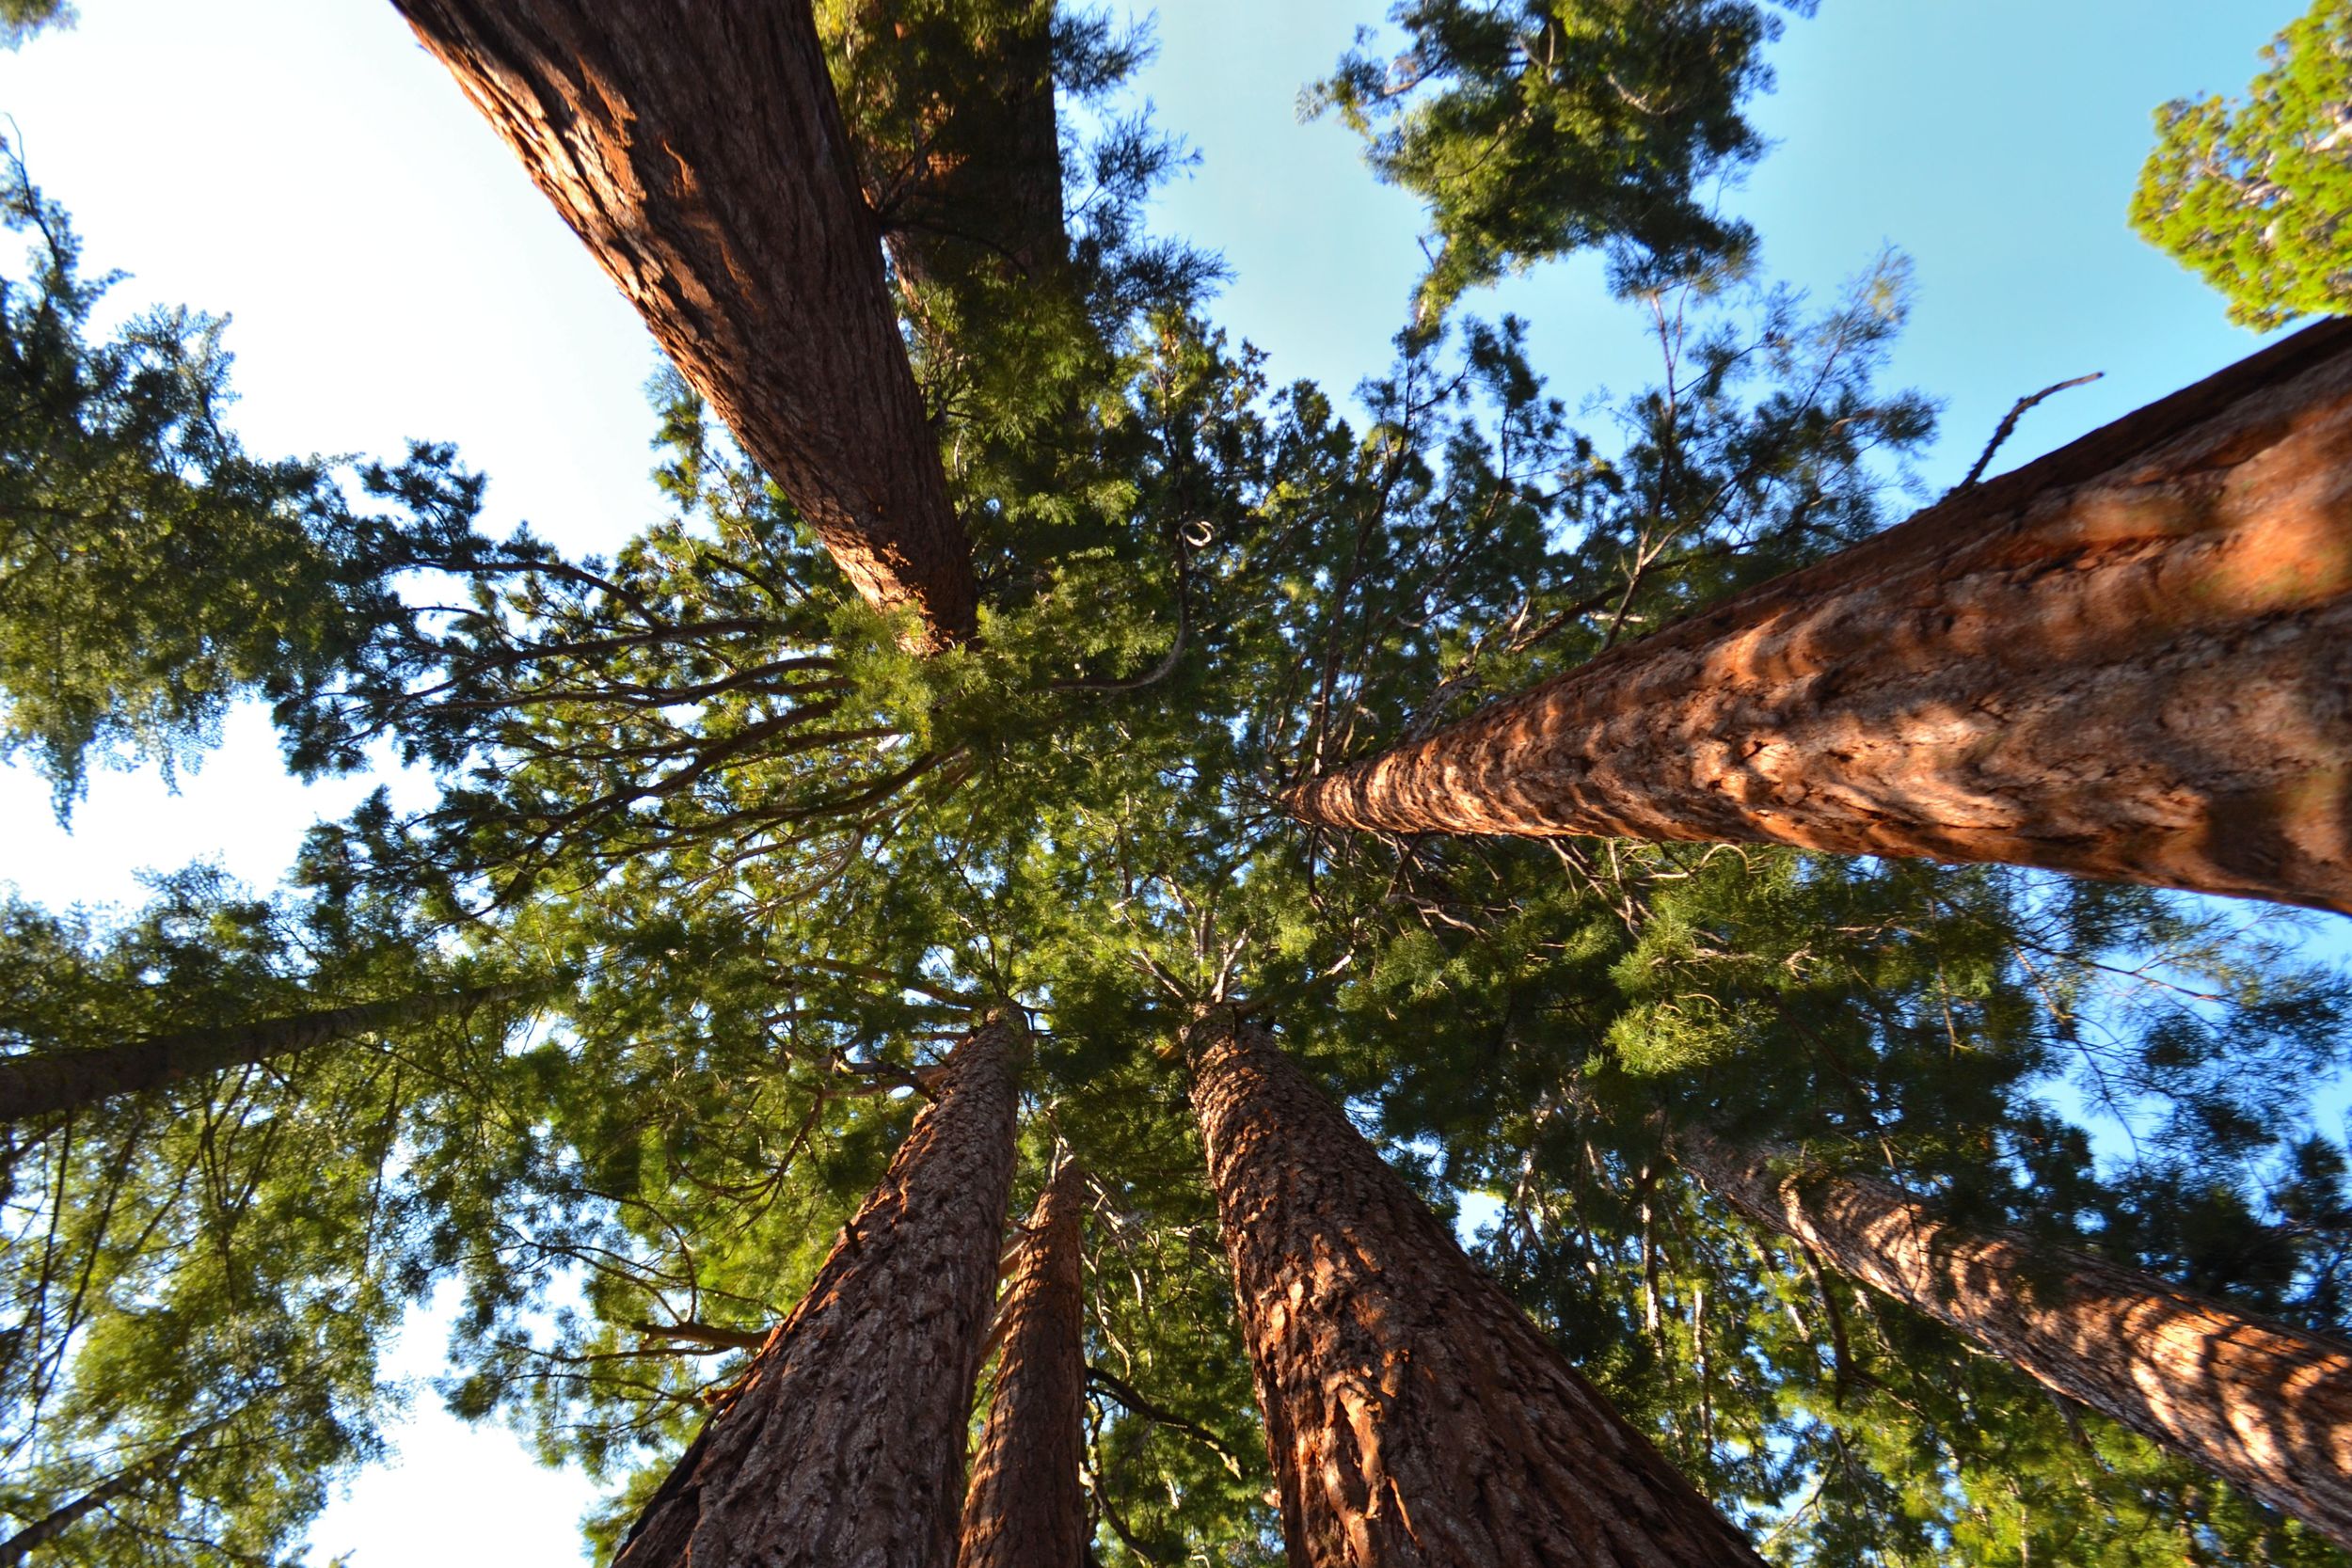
[0,1416,228,1565]
[612,1017,1022,1568]
[0,980,541,1124]
[389,0,977,652]
[1677,1130,2352,1548]
[956,1159,1089,1568]
[1185,1011,1763,1567]
[1289,320,2352,914]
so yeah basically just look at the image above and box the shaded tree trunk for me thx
[1289,320,2352,914]
[612,1017,1022,1568]
[1677,1129,2352,1548]
[0,980,541,1124]
[825,0,1067,293]
[957,1159,1089,1568]
[389,0,977,651]
[1185,1010,1764,1567]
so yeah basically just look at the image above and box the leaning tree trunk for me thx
[1290,320,2352,914]
[0,1416,229,1566]
[0,980,541,1124]
[824,0,1067,293]
[1185,1010,1764,1567]
[613,1018,1022,1568]
[957,1159,1089,1568]
[389,0,977,652]
[1677,1130,2352,1549]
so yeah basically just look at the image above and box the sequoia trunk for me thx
[0,981,541,1124]
[1290,321,2352,914]
[1677,1130,2352,1547]
[389,0,977,650]
[1186,1011,1763,1567]
[956,1160,1089,1568]
[612,1019,1022,1568]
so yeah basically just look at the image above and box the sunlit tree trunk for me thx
[1186,1010,1764,1567]
[1677,1129,2352,1548]
[389,0,977,651]
[0,980,541,1124]
[613,1018,1022,1568]
[1290,321,2352,914]
[957,1159,1089,1568]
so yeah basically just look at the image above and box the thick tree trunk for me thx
[389,0,977,651]
[612,1017,1022,1568]
[1290,320,2352,914]
[1677,1130,2352,1548]
[956,1159,1089,1568]
[1186,1010,1764,1567]
[0,980,541,1124]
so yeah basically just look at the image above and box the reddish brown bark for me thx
[612,1019,1022,1568]
[1290,321,2352,914]
[1186,1011,1764,1567]
[956,1160,1089,1568]
[0,980,542,1124]
[1677,1131,2352,1548]
[389,0,977,651]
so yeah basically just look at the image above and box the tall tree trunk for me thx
[613,1017,1022,1568]
[0,1416,228,1565]
[824,0,1067,293]
[1676,1129,2352,1548]
[0,980,541,1124]
[1289,320,2352,914]
[389,0,977,652]
[957,1159,1089,1568]
[1185,1010,1764,1567]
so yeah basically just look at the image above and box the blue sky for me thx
[0,1,2336,1561]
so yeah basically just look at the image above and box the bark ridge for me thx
[1292,320,2352,913]
[1188,1011,1765,1567]
[1679,1130,2352,1548]
[392,0,977,650]
[612,1019,1022,1568]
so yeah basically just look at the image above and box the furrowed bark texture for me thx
[1290,320,2352,914]
[0,981,540,1124]
[956,1160,1089,1568]
[389,0,977,651]
[1678,1132,2352,1548]
[1186,1012,1764,1567]
[612,1020,1021,1568]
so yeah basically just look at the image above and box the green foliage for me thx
[1308,0,1811,321]
[0,144,411,815]
[9,9,2352,1562]
[0,868,551,1562]
[2131,0,2352,328]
